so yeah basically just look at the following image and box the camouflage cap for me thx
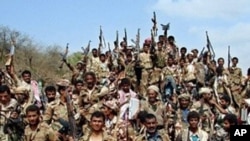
[96,86,109,98]
[76,61,85,65]
[178,93,190,100]
[103,100,118,112]
[56,79,70,87]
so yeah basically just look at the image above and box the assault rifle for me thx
[81,40,91,55]
[59,43,69,69]
[114,30,120,60]
[205,31,215,60]
[161,23,170,38]
[99,26,103,48]
[82,40,91,63]
[66,91,77,140]
[123,28,127,44]
[151,11,158,37]
[198,47,205,61]
[132,29,142,89]
[98,26,106,54]
[228,46,231,69]
[150,12,157,68]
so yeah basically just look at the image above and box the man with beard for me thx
[78,72,109,121]
[175,93,192,131]
[24,105,56,141]
[191,87,214,134]
[72,80,83,96]
[13,86,32,116]
[176,111,208,141]
[0,85,18,141]
[45,85,57,103]
[43,79,74,134]
[78,111,115,141]
[14,70,42,109]
[135,113,170,141]
[140,85,166,129]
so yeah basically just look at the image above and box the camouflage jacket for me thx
[24,122,57,141]
[135,129,170,141]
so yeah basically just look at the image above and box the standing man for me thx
[135,113,170,141]
[229,57,242,107]
[24,105,56,141]
[176,111,208,141]
[191,87,214,134]
[0,85,18,141]
[44,85,57,103]
[79,111,115,141]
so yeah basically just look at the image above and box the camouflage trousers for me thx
[139,69,152,96]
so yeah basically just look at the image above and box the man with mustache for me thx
[135,113,170,141]
[24,105,56,141]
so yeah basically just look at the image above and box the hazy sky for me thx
[1,0,250,75]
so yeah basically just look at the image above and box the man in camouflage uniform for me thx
[191,87,214,134]
[214,114,238,141]
[148,41,166,88]
[78,111,115,141]
[44,85,57,104]
[175,93,192,130]
[0,85,18,141]
[24,105,56,141]
[78,72,109,121]
[162,56,178,100]
[98,54,111,85]
[43,79,73,132]
[140,85,166,129]
[65,61,87,84]
[13,86,32,117]
[87,48,101,73]
[135,113,170,141]
[122,53,137,89]
[228,57,242,107]
[100,99,118,136]
[139,43,153,95]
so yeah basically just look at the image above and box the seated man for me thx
[135,113,170,141]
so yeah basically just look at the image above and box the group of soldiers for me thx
[0,25,250,141]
